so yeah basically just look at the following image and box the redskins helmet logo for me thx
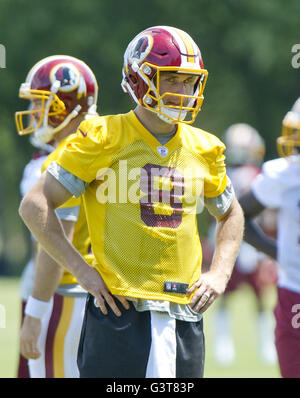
[129,34,153,64]
[50,63,81,92]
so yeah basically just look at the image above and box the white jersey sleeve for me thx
[251,158,288,208]
[252,156,300,293]
[20,155,48,197]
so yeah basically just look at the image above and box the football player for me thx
[209,124,277,365]
[19,26,244,378]
[16,55,98,377]
[239,98,300,377]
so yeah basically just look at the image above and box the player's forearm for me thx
[19,191,88,280]
[211,198,244,283]
[244,218,277,260]
[31,248,64,302]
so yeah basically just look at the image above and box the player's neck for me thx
[134,106,177,136]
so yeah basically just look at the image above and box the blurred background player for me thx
[207,123,278,365]
[15,55,98,377]
[239,98,300,377]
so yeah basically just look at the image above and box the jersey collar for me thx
[128,110,183,159]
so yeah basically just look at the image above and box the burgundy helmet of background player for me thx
[15,55,98,143]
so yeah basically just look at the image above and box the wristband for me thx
[24,296,50,319]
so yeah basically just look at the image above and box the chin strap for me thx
[29,134,55,153]
[155,105,187,124]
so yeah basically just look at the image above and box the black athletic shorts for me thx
[78,293,205,378]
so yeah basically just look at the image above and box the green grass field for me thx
[203,284,280,378]
[0,276,281,378]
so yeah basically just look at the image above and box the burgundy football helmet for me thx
[121,26,208,124]
[15,55,98,143]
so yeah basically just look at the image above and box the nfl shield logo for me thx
[157,146,168,157]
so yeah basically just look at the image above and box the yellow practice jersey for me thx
[55,110,227,303]
[42,136,92,285]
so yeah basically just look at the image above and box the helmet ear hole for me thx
[61,96,73,112]
[129,74,137,84]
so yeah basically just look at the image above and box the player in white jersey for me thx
[239,98,300,378]
[211,124,277,366]
[16,55,99,377]
[17,140,53,378]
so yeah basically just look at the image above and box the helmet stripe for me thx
[173,28,196,63]
[158,26,200,66]
[158,26,186,55]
